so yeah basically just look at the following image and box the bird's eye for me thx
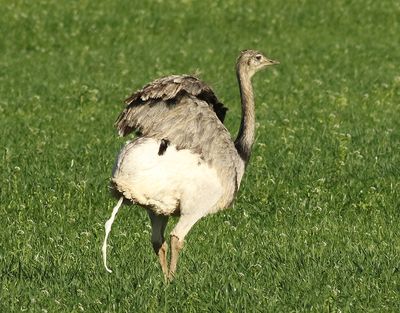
[255,54,262,61]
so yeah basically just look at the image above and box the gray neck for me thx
[234,67,255,165]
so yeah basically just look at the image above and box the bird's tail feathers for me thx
[102,196,124,273]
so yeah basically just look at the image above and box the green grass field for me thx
[1,0,399,311]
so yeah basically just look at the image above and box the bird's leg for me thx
[158,241,168,280]
[147,210,169,280]
[169,235,184,281]
[168,213,203,281]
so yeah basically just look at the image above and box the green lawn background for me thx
[1,0,399,312]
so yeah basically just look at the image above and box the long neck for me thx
[234,67,255,165]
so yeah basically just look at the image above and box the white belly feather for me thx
[112,138,224,216]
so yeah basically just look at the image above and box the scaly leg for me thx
[158,241,168,279]
[168,213,203,281]
[169,235,184,281]
[147,210,169,280]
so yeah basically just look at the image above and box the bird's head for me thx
[236,50,279,77]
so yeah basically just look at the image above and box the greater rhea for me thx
[102,50,279,281]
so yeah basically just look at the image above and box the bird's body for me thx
[112,136,231,216]
[111,80,245,214]
[102,50,279,280]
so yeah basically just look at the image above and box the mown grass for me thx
[1,0,399,312]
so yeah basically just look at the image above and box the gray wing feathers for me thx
[120,95,231,158]
[118,75,228,136]
[136,80,177,101]
[124,75,210,103]
[115,75,233,162]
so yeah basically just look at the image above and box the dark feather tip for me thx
[158,139,170,156]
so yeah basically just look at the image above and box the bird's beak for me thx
[261,58,279,69]
[267,58,279,65]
